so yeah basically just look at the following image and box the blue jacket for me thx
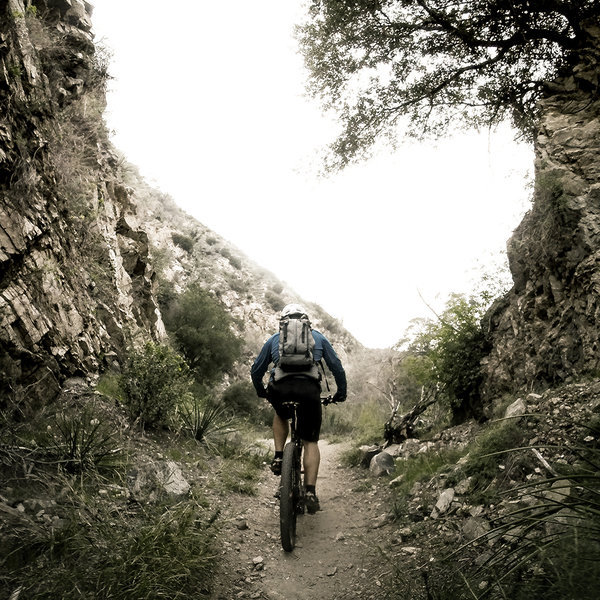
[251,329,347,397]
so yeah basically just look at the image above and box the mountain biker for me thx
[251,303,347,514]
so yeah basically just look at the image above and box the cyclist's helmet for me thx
[280,303,308,318]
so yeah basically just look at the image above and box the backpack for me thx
[273,314,319,381]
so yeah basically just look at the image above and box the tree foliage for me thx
[297,0,600,170]
[402,291,495,423]
[163,283,243,385]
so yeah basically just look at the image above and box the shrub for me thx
[171,232,195,253]
[1,487,219,599]
[402,294,492,424]
[121,343,192,428]
[163,284,243,385]
[265,290,285,312]
[218,247,242,270]
[460,420,527,501]
[221,382,271,426]
[441,425,600,600]
[96,372,125,403]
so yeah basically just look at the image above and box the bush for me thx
[221,381,271,426]
[461,420,527,501]
[265,290,285,312]
[218,247,242,270]
[163,284,243,385]
[403,293,489,423]
[171,232,195,253]
[179,392,231,443]
[121,343,192,428]
[441,425,600,600]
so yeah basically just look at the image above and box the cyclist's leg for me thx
[294,378,322,491]
[267,382,293,475]
[273,413,289,452]
[303,441,320,486]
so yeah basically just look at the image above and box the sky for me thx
[91,0,534,349]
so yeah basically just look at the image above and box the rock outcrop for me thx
[0,1,360,411]
[482,21,600,399]
[0,1,163,408]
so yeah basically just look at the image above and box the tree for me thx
[297,0,600,171]
[400,292,491,424]
[163,283,243,385]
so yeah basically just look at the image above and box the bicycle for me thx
[278,395,336,552]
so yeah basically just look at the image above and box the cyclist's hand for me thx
[332,392,347,403]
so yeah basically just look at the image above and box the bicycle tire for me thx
[280,441,298,552]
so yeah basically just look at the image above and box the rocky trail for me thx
[209,441,401,600]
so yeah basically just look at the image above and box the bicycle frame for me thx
[278,396,333,552]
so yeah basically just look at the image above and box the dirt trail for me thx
[210,441,398,600]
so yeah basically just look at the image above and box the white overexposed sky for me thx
[91,0,533,349]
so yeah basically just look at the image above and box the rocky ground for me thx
[207,440,402,600]
[209,381,600,599]
[2,379,598,599]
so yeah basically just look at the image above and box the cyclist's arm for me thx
[320,336,347,398]
[251,335,276,396]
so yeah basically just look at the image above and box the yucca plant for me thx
[179,395,231,443]
[34,407,123,473]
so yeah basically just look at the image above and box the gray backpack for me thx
[274,315,319,381]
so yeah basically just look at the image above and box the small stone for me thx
[372,513,391,528]
[505,398,527,419]
[235,519,249,530]
[401,546,419,554]
[430,488,455,519]
[327,567,338,576]
[462,517,491,541]
[389,475,405,488]
[335,532,346,542]
[252,556,264,566]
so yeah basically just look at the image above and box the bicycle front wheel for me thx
[280,441,299,552]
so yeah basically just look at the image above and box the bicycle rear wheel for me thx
[280,441,299,552]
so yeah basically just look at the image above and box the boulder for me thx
[369,451,395,477]
[359,444,382,468]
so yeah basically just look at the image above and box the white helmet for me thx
[281,303,308,318]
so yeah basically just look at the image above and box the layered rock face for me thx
[483,23,600,398]
[0,0,163,408]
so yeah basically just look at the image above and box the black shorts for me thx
[267,376,322,442]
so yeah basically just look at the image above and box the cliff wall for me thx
[0,0,162,408]
[483,22,600,398]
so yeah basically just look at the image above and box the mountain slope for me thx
[0,1,360,409]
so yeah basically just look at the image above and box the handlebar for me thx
[281,396,339,408]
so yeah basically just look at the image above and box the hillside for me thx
[0,1,361,411]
